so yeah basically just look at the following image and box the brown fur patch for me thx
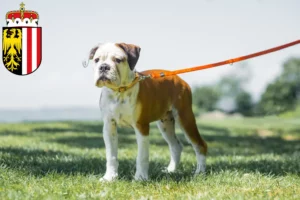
[89,45,100,60]
[135,123,149,136]
[135,69,207,154]
[115,43,141,70]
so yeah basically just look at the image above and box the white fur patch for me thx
[100,118,119,181]
[134,128,149,180]
[98,43,141,181]
[156,120,183,173]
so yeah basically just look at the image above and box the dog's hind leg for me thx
[173,91,208,175]
[156,111,183,173]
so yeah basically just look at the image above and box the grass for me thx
[0,117,299,200]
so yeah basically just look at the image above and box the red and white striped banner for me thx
[21,27,42,75]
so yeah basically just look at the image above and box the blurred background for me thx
[0,0,299,122]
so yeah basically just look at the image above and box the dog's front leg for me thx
[100,118,118,182]
[134,124,149,181]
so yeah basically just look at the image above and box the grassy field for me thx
[0,117,300,199]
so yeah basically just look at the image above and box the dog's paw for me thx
[134,173,148,181]
[161,161,178,173]
[161,166,176,173]
[194,163,206,176]
[167,163,177,173]
[161,167,169,173]
[99,173,118,182]
[99,176,117,182]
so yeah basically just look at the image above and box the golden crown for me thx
[6,2,39,26]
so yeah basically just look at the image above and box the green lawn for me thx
[0,117,299,199]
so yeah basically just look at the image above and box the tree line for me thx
[192,57,300,116]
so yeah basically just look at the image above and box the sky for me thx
[1,0,300,109]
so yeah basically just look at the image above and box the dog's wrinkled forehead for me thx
[94,43,127,60]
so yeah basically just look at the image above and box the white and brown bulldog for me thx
[84,42,207,181]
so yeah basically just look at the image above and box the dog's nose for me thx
[99,64,110,72]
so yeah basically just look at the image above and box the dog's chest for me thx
[111,98,134,126]
[100,89,138,127]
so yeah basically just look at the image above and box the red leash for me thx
[149,40,300,78]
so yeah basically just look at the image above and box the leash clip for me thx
[160,72,165,77]
[138,74,152,81]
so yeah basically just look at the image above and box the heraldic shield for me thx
[2,27,42,76]
[2,3,42,76]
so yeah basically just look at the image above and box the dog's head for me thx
[85,43,141,88]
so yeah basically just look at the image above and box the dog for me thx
[84,42,207,181]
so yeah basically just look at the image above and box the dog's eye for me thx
[115,58,122,64]
[94,58,100,63]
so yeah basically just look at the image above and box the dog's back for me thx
[137,69,192,122]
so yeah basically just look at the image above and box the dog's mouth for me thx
[99,76,110,81]
[95,75,112,87]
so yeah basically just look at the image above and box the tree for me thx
[258,81,297,115]
[216,62,254,114]
[217,63,252,97]
[235,91,253,116]
[192,86,221,112]
[280,57,300,98]
[258,57,300,115]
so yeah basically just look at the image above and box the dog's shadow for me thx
[1,144,299,182]
[1,122,299,180]
[0,146,193,181]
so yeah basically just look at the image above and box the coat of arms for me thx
[2,2,42,75]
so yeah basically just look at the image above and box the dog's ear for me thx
[82,44,101,68]
[116,43,141,70]
[88,45,99,60]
